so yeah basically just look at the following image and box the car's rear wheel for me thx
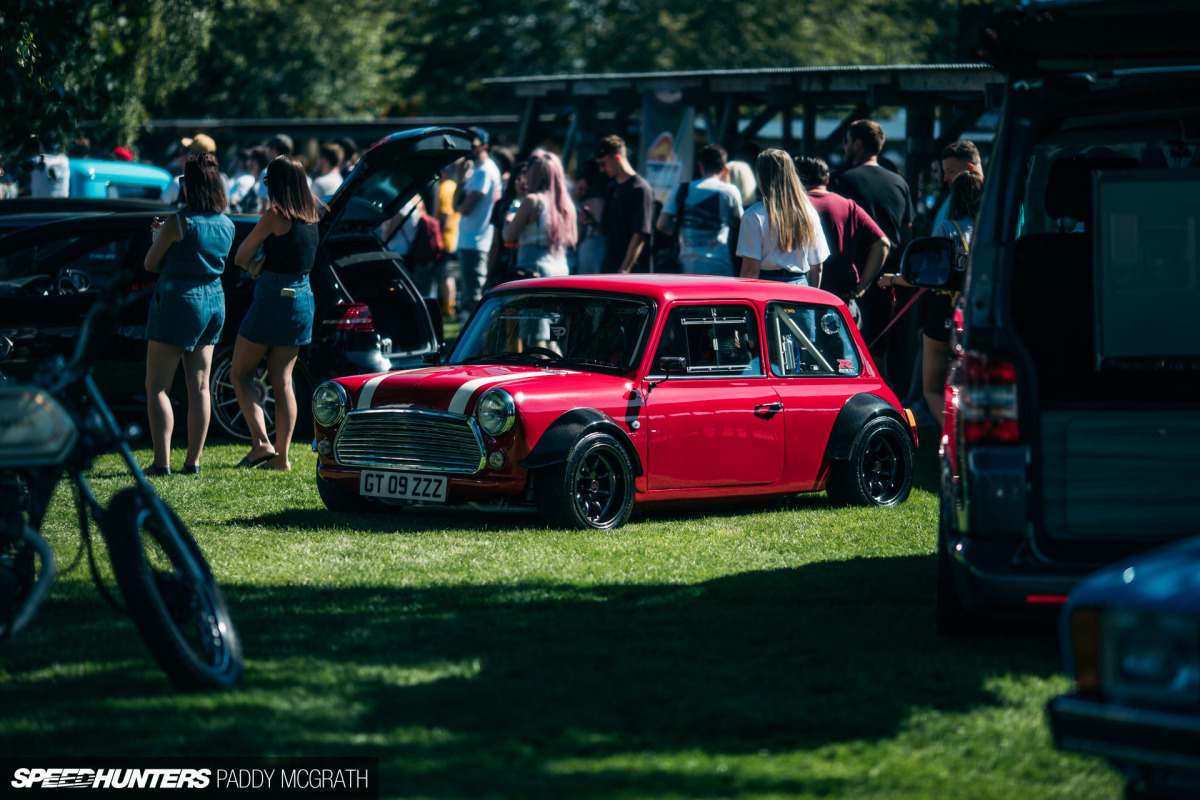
[210,349,274,441]
[535,432,634,530]
[936,497,977,635]
[209,351,313,441]
[826,416,914,506]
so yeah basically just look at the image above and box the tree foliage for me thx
[156,0,406,120]
[2,0,958,150]
[0,0,215,154]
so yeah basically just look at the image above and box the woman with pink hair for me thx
[502,149,577,277]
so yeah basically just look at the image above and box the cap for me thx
[466,126,489,146]
[182,134,216,154]
[112,147,133,162]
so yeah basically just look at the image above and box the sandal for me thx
[236,452,277,468]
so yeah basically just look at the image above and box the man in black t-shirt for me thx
[832,119,916,383]
[594,135,654,273]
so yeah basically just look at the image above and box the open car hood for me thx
[981,0,1200,78]
[319,127,473,245]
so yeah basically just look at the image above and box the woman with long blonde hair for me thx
[737,149,828,285]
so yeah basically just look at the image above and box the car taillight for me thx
[335,304,374,332]
[958,350,1019,445]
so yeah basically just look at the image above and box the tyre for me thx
[535,432,635,530]
[316,472,382,513]
[826,416,914,506]
[210,348,275,441]
[935,497,976,636]
[102,489,242,691]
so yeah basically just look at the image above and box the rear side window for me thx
[651,304,762,376]
[766,302,860,377]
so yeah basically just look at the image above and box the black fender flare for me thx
[519,408,644,477]
[822,393,911,462]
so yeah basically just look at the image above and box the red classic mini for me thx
[311,275,917,529]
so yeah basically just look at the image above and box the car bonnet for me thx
[1068,534,1200,615]
[347,364,630,417]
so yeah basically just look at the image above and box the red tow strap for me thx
[867,288,927,350]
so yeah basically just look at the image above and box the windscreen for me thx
[452,292,654,373]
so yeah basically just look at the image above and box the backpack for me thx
[409,214,443,265]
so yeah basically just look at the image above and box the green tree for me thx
[392,0,956,115]
[0,0,215,154]
[154,0,406,120]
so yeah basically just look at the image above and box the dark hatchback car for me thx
[901,0,1200,632]
[0,128,470,438]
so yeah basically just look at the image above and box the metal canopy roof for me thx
[482,63,1004,104]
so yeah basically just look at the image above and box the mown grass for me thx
[0,435,1120,799]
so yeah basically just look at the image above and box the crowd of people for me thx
[6,120,983,473]
[436,121,984,423]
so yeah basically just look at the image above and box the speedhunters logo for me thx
[12,768,211,789]
[1,759,377,798]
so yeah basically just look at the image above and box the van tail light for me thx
[958,350,1019,445]
[950,303,965,355]
[333,304,374,332]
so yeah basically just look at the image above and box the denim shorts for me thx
[238,271,314,347]
[145,276,225,351]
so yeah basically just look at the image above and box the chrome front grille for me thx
[334,409,485,473]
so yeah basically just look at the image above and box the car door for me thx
[763,300,864,488]
[0,217,155,390]
[642,303,784,490]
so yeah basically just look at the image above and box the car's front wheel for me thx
[826,416,914,506]
[535,432,635,530]
[316,472,384,513]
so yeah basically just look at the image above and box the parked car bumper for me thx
[947,536,1095,615]
[1048,693,1200,783]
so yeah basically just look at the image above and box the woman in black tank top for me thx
[231,156,321,471]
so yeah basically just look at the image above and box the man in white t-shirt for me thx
[452,127,502,317]
[311,142,345,199]
[655,144,744,276]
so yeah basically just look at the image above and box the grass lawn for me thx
[0,433,1120,799]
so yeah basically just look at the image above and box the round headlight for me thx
[476,388,515,436]
[312,381,348,428]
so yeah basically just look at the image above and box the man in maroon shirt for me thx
[796,156,890,329]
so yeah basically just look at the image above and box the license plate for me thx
[359,470,447,503]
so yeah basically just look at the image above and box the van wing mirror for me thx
[659,356,687,372]
[900,236,958,289]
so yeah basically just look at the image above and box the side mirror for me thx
[900,236,958,288]
[659,356,686,372]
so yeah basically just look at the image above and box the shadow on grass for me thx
[0,553,1059,798]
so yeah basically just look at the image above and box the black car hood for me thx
[319,127,473,246]
[981,0,1200,78]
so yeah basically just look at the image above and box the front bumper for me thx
[1048,693,1200,777]
[315,463,530,505]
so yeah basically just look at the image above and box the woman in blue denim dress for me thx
[231,156,319,471]
[143,152,234,476]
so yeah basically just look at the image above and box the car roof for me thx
[492,274,846,307]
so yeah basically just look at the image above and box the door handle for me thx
[754,402,784,414]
